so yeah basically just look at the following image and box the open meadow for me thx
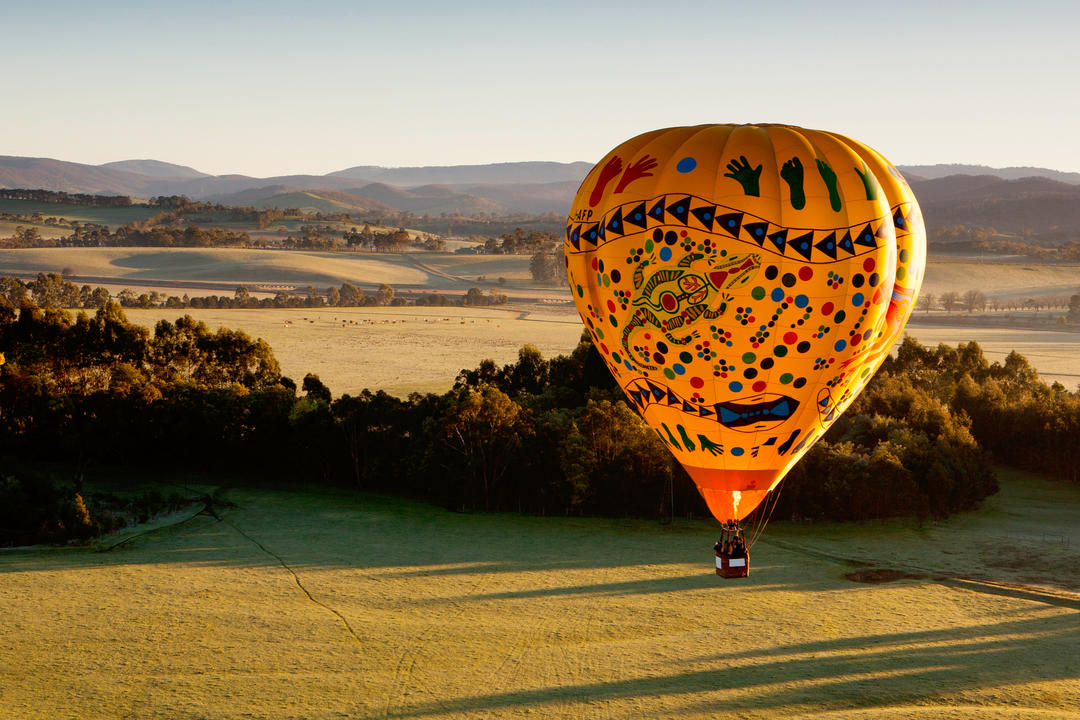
[116,305,1080,397]
[3,247,1077,302]
[1,468,1077,719]
[3,247,1078,392]
[122,306,585,397]
[903,323,1080,389]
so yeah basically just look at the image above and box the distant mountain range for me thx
[1,155,1078,229]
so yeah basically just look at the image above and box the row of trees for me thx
[918,290,1078,316]
[0,189,132,207]
[12,295,1076,544]
[1,274,507,312]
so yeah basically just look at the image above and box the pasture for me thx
[122,306,585,397]
[923,260,1080,301]
[3,247,1078,303]
[117,306,1080,397]
[904,323,1080,389]
[0,247,566,301]
[1,469,1077,719]
[0,198,160,228]
[3,246,1078,392]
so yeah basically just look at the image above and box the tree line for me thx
[1,274,508,313]
[7,291,1078,545]
[0,188,133,207]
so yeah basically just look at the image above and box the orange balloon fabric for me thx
[565,124,925,523]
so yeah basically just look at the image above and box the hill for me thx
[910,175,1080,233]
[348,182,505,215]
[204,185,391,214]
[327,160,593,185]
[900,163,1080,184]
[0,156,158,196]
[99,159,212,179]
[4,154,1080,224]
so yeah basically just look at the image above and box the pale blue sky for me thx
[4,0,1078,176]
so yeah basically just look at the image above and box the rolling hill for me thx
[4,154,1080,225]
[99,159,212,179]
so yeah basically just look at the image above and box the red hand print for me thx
[588,155,623,207]
[615,155,658,193]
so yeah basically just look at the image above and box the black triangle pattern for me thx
[565,194,905,263]
[837,231,855,255]
[666,196,691,225]
[744,222,769,246]
[768,229,787,253]
[691,204,716,230]
[623,202,648,229]
[582,224,599,246]
[606,207,624,236]
[717,212,743,236]
[815,232,838,260]
[648,198,666,222]
[854,224,876,247]
[790,232,814,261]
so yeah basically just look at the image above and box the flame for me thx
[732,490,741,519]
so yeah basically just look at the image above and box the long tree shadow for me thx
[386,611,1080,718]
[2,488,1077,608]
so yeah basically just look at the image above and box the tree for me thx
[436,387,532,511]
[339,282,364,306]
[940,291,960,313]
[375,284,394,306]
[962,289,987,313]
[530,250,555,283]
[464,287,487,306]
[1067,294,1080,324]
[918,293,935,313]
[302,373,332,403]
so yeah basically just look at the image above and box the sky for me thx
[4,0,1078,177]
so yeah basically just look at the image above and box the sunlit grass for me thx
[2,470,1077,719]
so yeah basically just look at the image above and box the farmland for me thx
[123,306,585,396]
[1,468,1077,719]
[2,247,1078,392]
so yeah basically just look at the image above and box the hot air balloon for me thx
[565,124,925,573]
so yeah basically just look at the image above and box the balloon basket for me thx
[715,551,749,578]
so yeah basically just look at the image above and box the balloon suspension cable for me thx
[745,480,786,549]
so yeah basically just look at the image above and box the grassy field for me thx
[3,247,1077,300]
[1,468,1077,719]
[905,323,1080,389]
[123,306,585,396]
[116,306,1080,397]
[3,247,1077,392]
[0,198,161,227]
[922,260,1080,301]
[0,248,566,301]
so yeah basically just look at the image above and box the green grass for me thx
[1,469,1077,719]
[0,199,159,228]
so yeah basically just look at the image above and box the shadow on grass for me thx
[3,487,1077,606]
[387,612,1080,718]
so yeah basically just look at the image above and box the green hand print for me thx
[677,425,695,452]
[697,434,724,456]
[780,156,806,210]
[854,162,878,201]
[724,155,762,197]
[661,423,681,450]
[815,158,842,212]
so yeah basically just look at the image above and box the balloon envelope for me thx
[565,124,925,523]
